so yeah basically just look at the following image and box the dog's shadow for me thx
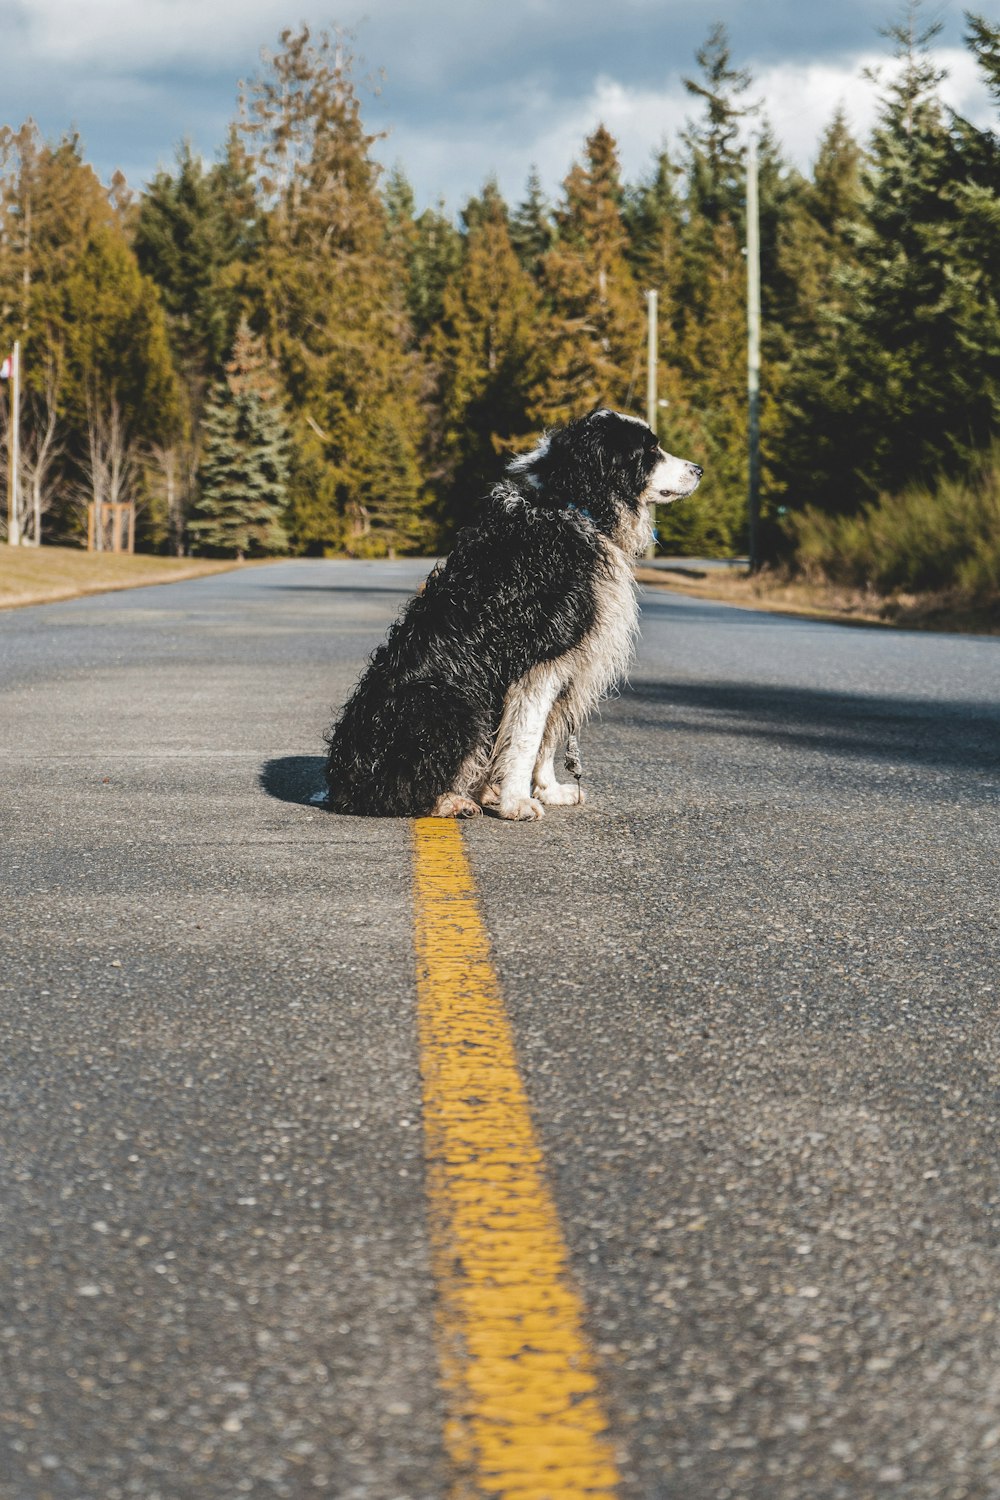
[259,756,327,807]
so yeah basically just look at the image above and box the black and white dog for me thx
[324,409,702,819]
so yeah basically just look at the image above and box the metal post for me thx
[644,289,658,562]
[6,340,20,546]
[746,139,761,572]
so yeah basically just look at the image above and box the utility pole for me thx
[5,340,20,547]
[644,288,658,562]
[746,138,761,572]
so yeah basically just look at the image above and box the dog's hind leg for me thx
[531,700,585,806]
[429,747,490,818]
[430,792,481,818]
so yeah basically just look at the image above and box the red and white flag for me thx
[0,352,12,380]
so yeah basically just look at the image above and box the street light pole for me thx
[746,138,762,572]
[644,289,658,562]
[6,340,20,546]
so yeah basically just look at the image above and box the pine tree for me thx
[241,27,432,554]
[384,167,462,343]
[134,131,259,400]
[620,148,689,452]
[189,319,289,556]
[531,125,645,426]
[510,168,555,277]
[0,127,181,541]
[430,179,542,533]
[650,27,758,555]
[770,111,865,520]
[680,22,755,266]
[822,3,999,505]
[657,215,748,554]
[134,145,220,384]
[966,12,1000,99]
[622,149,683,298]
[239,27,431,558]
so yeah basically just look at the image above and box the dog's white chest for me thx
[576,542,640,703]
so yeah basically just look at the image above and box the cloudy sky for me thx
[0,0,993,212]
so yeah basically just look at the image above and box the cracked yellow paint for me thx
[412,818,620,1499]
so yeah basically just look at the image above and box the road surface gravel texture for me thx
[1,558,998,1500]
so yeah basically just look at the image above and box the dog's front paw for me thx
[533,781,585,806]
[477,782,500,807]
[496,795,545,821]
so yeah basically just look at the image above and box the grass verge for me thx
[4,544,994,635]
[0,544,253,610]
[635,564,1000,636]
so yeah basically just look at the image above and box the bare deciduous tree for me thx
[1,361,64,545]
[77,389,139,551]
[22,363,63,544]
[148,439,197,556]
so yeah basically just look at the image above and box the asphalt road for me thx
[1,558,998,1500]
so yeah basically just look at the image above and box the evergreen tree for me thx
[531,125,645,426]
[241,27,431,554]
[384,166,462,342]
[754,122,801,326]
[134,144,219,380]
[0,126,180,540]
[770,111,866,521]
[622,148,683,299]
[411,204,463,340]
[657,215,748,554]
[430,179,542,533]
[510,167,555,277]
[681,24,755,248]
[0,129,179,437]
[134,131,259,401]
[649,26,758,554]
[966,12,1000,101]
[818,3,999,507]
[189,318,289,556]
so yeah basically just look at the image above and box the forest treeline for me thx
[0,8,998,594]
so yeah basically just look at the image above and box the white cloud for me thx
[372,44,996,211]
[0,3,993,205]
[3,0,292,70]
[755,46,994,171]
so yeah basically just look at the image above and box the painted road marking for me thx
[412,818,620,1498]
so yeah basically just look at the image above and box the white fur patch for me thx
[507,435,550,478]
[489,534,640,812]
[645,453,702,503]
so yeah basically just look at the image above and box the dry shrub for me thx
[789,444,1000,601]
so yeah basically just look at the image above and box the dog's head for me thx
[508,409,702,554]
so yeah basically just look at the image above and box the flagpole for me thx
[6,340,20,546]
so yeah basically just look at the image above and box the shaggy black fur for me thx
[323,409,668,817]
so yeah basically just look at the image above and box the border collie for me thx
[324,409,702,819]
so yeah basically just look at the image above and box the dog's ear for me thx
[506,432,552,486]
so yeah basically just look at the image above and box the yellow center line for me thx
[412,818,620,1498]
